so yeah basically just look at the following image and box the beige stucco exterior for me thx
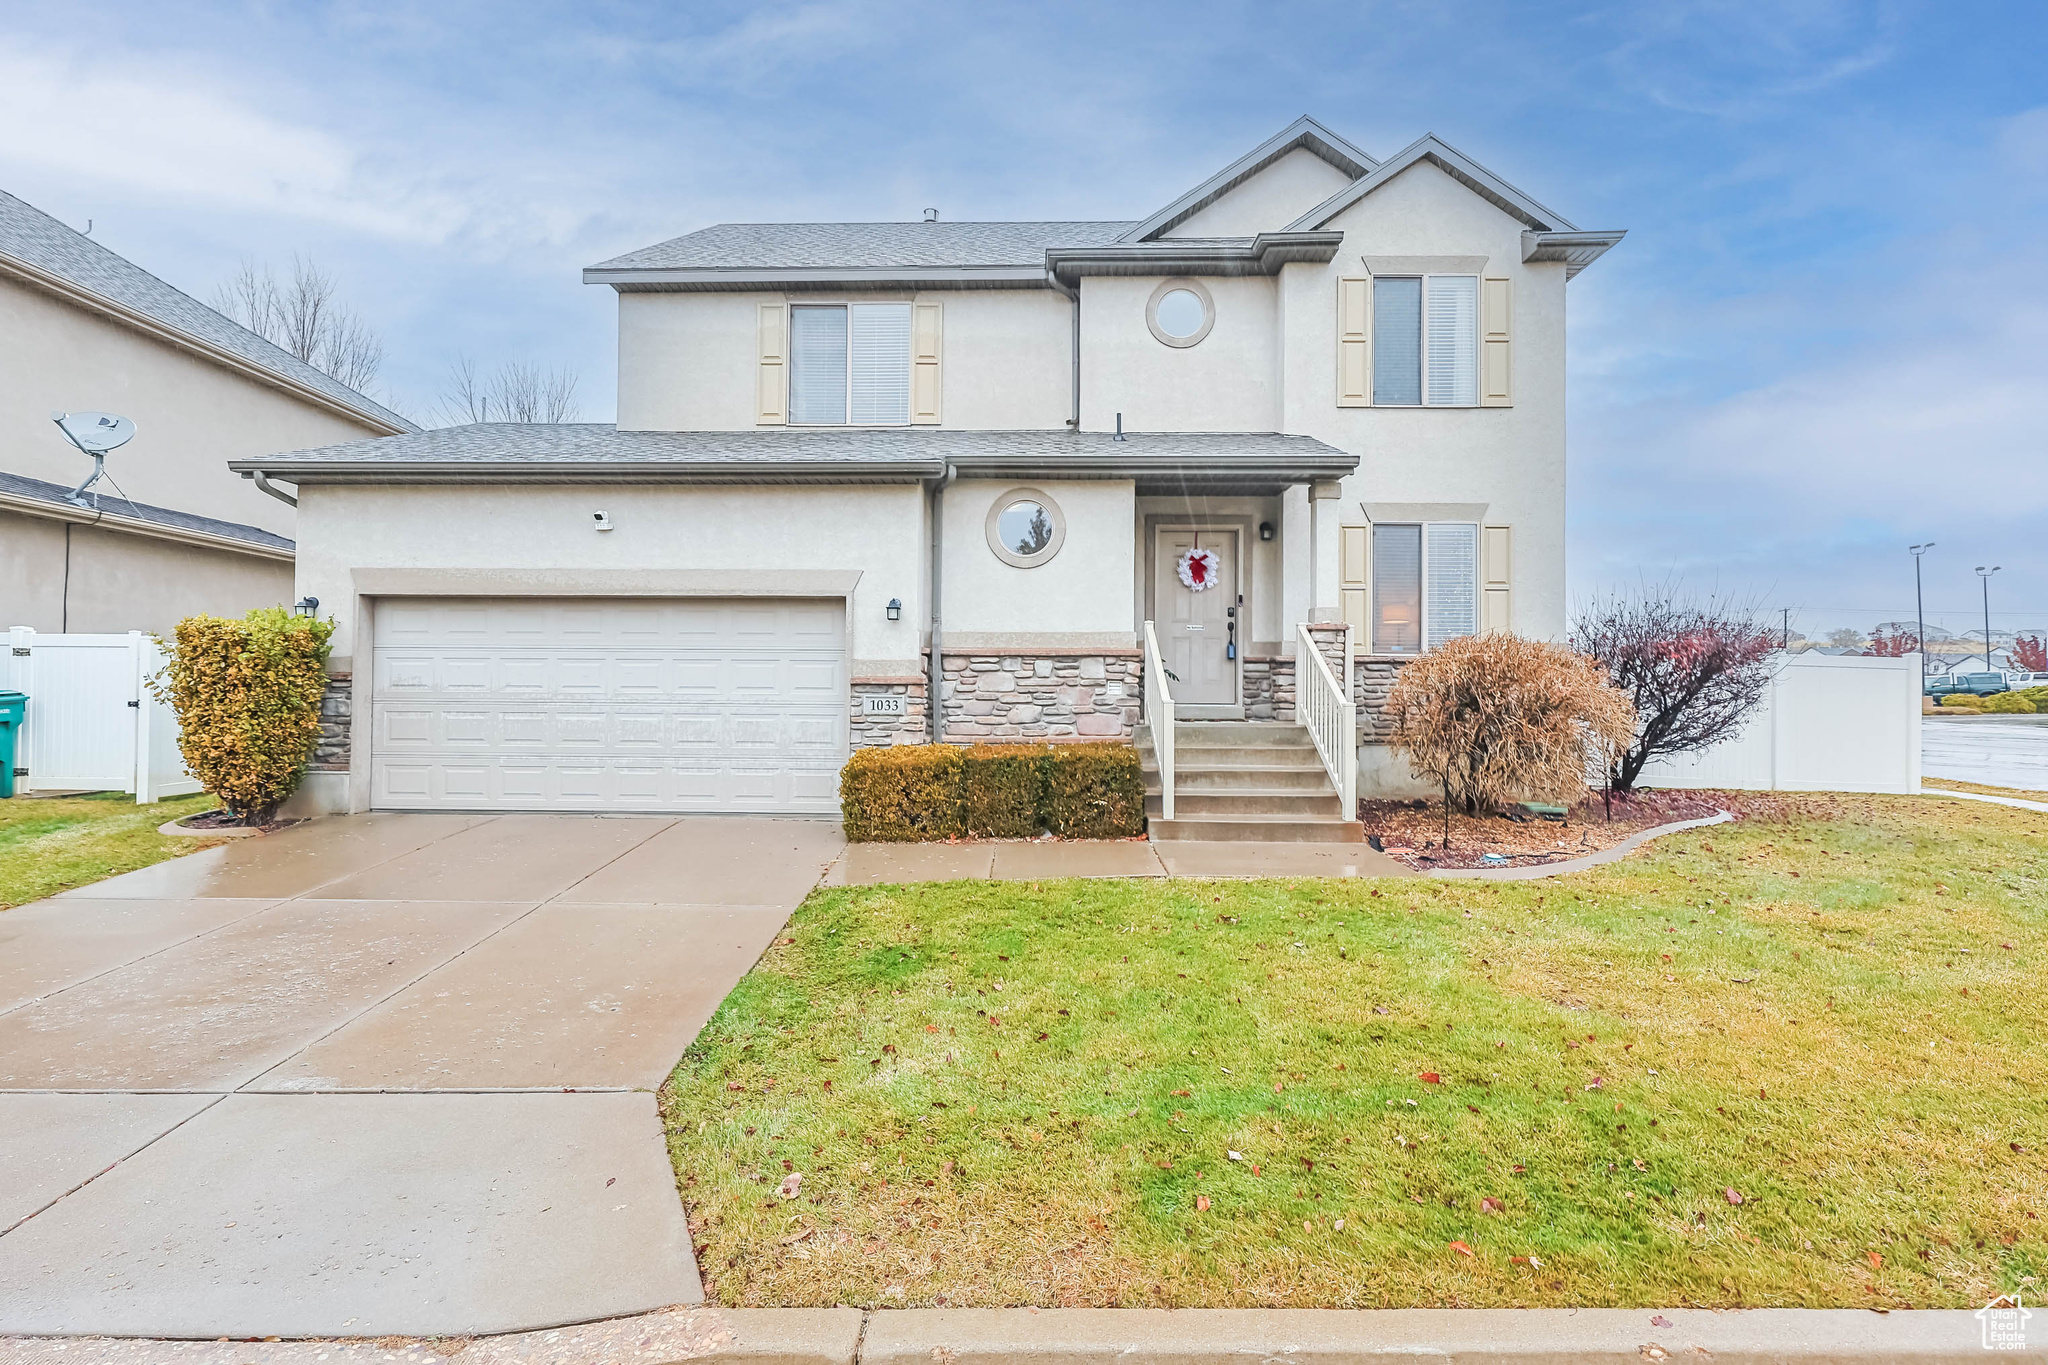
[0,506,293,635]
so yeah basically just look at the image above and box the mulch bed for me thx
[173,809,302,834]
[1358,787,1730,871]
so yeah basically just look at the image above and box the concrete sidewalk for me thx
[0,1304,2026,1363]
[824,837,1411,884]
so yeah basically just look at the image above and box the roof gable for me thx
[0,190,414,434]
[1286,133,1577,234]
[1119,116,1379,244]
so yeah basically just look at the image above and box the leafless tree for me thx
[436,355,580,425]
[1826,627,1865,649]
[213,258,385,392]
[1571,587,1778,793]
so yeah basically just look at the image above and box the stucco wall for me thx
[1279,159,1571,640]
[615,288,1073,432]
[940,479,1135,644]
[1163,147,1354,238]
[0,507,293,634]
[0,275,385,538]
[291,482,929,672]
[1078,274,1279,433]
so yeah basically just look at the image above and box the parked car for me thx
[2007,671,2048,687]
[1927,671,2010,698]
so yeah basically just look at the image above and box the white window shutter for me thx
[1482,523,1513,633]
[756,303,787,425]
[1480,276,1513,407]
[912,302,942,424]
[1336,277,1370,407]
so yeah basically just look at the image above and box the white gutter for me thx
[927,463,957,743]
[0,488,293,562]
[248,471,299,507]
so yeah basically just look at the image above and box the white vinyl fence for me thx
[1635,652,1922,794]
[1,626,200,802]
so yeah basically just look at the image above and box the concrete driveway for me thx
[0,813,844,1339]
[1923,713,2048,790]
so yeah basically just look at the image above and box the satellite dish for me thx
[53,411,136,454]
[50,411,137,508]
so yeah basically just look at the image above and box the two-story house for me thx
[236,118,1622,824]
[0,190,412,636]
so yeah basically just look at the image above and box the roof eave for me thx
[0,249,415,437]
[1287,134,1580,235]
[0,486,294,561]
[223,457,951,485]
[582,265,1052,293]
[1118,116,1382,244]
[1521,229,1627,280]
[1048,231,1342,286]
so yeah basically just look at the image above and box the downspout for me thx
[1047,267,1080,428]
[246,471,299,507]
[927,463,957,743]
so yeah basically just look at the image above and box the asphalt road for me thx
[1922,715,2048,791]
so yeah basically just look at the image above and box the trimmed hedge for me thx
[839,745,964,842]
[840,741,1145,842]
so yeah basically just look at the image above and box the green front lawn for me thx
[0,791,226,909]
[663,793,2047,1310]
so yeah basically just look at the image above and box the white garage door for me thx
[371,598,847,813]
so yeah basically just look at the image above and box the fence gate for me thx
[1,627,200,802]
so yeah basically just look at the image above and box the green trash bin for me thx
[0,690,24,800]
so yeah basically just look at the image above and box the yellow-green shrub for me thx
[153,607,333,824]
[839,745,965,842]
[1940,692,1988,709]
[961,744,1047,838]
[1983,691,2038,714]
[1039,742,1145,839]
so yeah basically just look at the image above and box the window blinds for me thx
[788,305,849,425]
[787,303,913,425]
[1371,522,1423,654]
[1424,522,1479,649]
[1425,276,1478,406]
[849,303,912,425]
[1371,277,1422,406]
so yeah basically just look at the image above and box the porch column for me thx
[1309,479,1343,624]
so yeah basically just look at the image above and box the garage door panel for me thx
[372,598,847,813]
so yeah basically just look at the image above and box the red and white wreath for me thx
[1176,546,1223,592]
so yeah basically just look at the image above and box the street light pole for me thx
[1910,543,1934,677]
[1975,565,2002,671]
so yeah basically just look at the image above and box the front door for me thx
[1153,528,1239,710]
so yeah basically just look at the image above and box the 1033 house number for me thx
[861,695,908,717]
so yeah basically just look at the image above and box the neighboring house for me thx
[234,117,1623,821]
[0,190,414,636]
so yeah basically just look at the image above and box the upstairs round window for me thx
[985,488,1067,568]
[1147,279,1214,348]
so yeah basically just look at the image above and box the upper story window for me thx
[789,303,912,425]
[1371,275,1477,406]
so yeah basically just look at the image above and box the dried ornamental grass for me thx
[1387,635,1634,845]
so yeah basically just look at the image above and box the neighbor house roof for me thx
[587,117,1625,290]
[0,190,415,434]
[230,423,1357,495]
[0,469,294,560]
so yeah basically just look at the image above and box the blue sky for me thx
[3,0,2042,638]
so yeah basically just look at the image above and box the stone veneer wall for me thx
[1353,654,1412,741]
[311,674,351,773]
[1242,656,1296,721]
[849,677,929,749]
[940,651,1141,742]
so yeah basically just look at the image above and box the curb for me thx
[156,813,260,839]
[1429,811,1733,880]
[0,1306,2028,1365]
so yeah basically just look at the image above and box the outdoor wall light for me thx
[293,596,319,617]
[1258,522,1275,541]
[886,598,903,621]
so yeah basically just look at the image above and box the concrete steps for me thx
[1137,721,1364,844]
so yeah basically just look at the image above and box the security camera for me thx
[592,511,613,532]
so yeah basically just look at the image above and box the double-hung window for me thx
[788,303,912,425]
[1371,275,1478,406]
[1370,522,1478,653]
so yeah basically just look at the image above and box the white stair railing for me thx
[1296,622,1356,816]
[1141,619,1176,820]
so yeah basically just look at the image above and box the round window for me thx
[1146,278,1214,348]
[984,488,1067,568]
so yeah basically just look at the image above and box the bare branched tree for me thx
[435,355,580,425]
[1571,587,1778,793]
[213,257,386,393]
